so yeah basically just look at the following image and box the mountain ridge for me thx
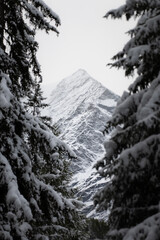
[48,69,119,218]
[49,69,117,124]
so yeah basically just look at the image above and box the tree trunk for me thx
[0,0,4,49]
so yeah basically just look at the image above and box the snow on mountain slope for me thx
[48,69,119,218]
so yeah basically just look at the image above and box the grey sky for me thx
[37,0,135,97]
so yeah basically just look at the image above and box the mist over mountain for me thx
[48,69,119,218]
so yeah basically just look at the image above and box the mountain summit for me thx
[49,69,116,123]
[48,69,119,217]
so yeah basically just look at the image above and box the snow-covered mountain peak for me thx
[51,68,103,95]
[51,69,90,92]
[49,69,117,123]
[71,68,90,78]
[48,70,119,218]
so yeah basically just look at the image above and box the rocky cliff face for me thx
[48,69,119,218]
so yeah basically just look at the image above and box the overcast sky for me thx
[37,0,135,97]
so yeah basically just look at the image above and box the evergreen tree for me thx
[0,1,87,239]
[94,1,160,239]
[27,80,48,116]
